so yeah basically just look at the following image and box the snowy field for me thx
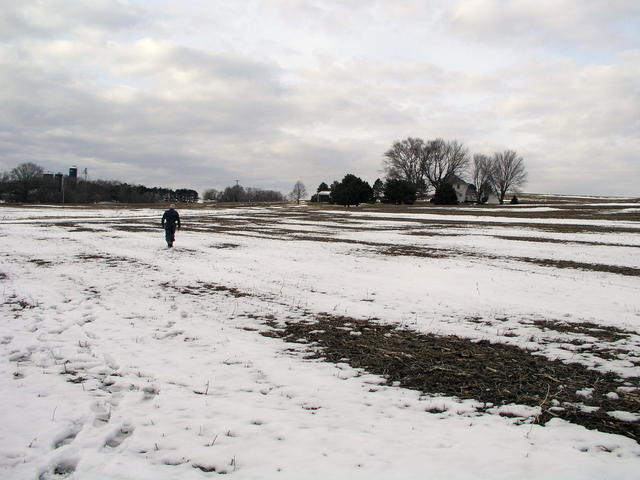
[1,200,640,479]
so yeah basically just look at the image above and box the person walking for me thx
[161,204,181,248]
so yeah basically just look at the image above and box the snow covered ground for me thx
[1,202,639,479]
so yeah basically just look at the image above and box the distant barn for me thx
[317,190,331,202]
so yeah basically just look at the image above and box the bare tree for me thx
[10,162,44,202]
[290,180,307,205]
[491,150,527,204]
[245,187,284,202]
[0,171,10,200]
[422,139,469,190]
[470,154,495,203]
[220,184,245,202]
[383,137,427,193]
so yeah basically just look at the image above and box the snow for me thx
[1,204,639,479]
[607,412,640,423]
[328,208,640,229]
[451,207,562,213]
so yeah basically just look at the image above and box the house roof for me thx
[447,174,469,187]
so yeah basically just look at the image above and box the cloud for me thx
[0,0,638,197]
[0,0,144,40]
[451,0,640,49]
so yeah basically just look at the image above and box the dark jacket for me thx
[161,208,181,229]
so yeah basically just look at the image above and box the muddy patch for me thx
[68,226,106,232]
[262,314,640,442]
[28,258,54,267]
[208,243,242,249]
[379,245,450,258]
[77,253,131,266]
[3,294,39,311]
[516,257,640,277]
[494,235,640,248]
[161,281,251,298]
[76,253,158,271]
[365,243,640,277]
[533,320,633,342]
[111,224,158,233]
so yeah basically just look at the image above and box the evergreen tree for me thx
[432,183,458,205]
[331,174,373,206]
[383,179,417,204]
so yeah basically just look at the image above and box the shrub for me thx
[383,179,417,204]
[433,183,458,205]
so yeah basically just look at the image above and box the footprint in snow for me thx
[91,401,111,425]
[52,424,82,449]
[38,455,79,480]
[76,314,96,326]
[153,329,184,340]
[104,423,135,448]
[142,384,160,400]
[8,350,32,362]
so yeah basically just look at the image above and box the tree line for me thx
[202,185,284,203]
[310,175,413,207]
[2,137,526,207]
[0,162,198,204]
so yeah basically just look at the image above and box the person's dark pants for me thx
[165,225,176,246]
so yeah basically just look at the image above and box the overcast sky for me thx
[1,0,638,197]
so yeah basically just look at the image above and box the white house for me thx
[448,176,477,203]
[447,176,499,204]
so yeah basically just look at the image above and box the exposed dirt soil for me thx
[3,294,39,311]
[515,257,640,277]
[380,245,450,258]
[208,243,241,249]
[262,314,640,443]
[307,201,640,222]
[76,253,159,271]
[69,227,106,232]
[493,235,640,249]
[532,320,634,342]
[362,242,640,277]
[28,258,54,267]
[111,225,158,233]
[161,281,251,298]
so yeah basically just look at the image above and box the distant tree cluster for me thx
[308,174,420,207]
[383,137,527,204]
[383,178,417,205]
[203,184,284,203]
[306,137,527,208]
[309,175,376,206]
[0,162,199,204]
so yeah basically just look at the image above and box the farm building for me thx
[448,176,499,204]
[317,190,332,202]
